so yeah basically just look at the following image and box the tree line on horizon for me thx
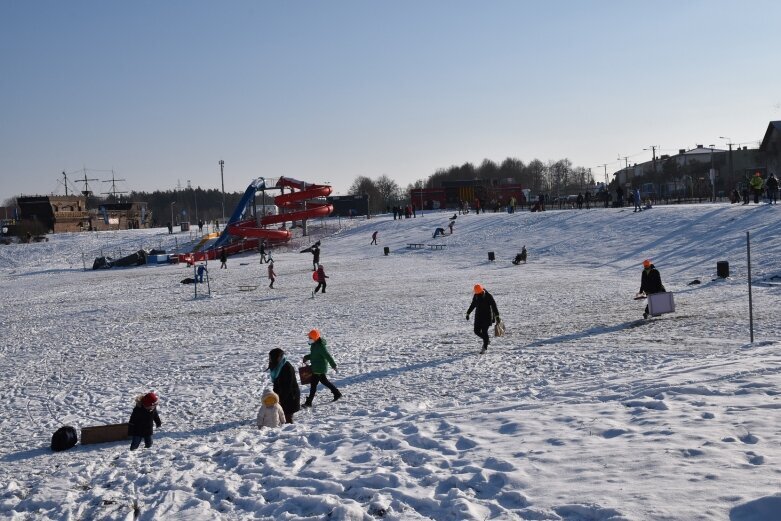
[349,157,596,214]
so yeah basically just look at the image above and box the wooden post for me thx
[747,231,754,343]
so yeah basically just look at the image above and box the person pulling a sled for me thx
[466,284,500,353]
[302,329,342,407]
[639,259,666,319]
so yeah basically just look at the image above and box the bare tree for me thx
[375,175,402,207]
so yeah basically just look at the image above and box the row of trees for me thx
[347,157,597,211]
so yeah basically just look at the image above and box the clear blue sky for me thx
[2,0,780,202]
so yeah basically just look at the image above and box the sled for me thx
[80,423,131,445]
[648,292,675,316]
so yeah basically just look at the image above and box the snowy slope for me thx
[1,205,781,521]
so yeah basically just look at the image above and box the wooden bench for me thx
[428,244,447,250]
[406,243,424,249]
[238,285,258,291]
[81,423,131,445]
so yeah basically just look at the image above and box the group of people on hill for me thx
[391,205,416,219]
[129,328,344,449]
[730,171,779,205]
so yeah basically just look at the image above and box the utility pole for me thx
[62,171,69,196]
[602,164,608,186]
[719,137,734,190]
[219,159,225,223]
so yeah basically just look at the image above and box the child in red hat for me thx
[128,392,162,450]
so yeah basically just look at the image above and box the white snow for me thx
[2,204,781,520]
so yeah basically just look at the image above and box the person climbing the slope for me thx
[312,264,328,296]
[302,329,341,407]
[639,259,666,319]
[268,261,276,289]
[370,231,378,245]
[466,284,500,354]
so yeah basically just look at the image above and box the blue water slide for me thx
[210,177,266,250]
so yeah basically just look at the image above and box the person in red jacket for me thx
[312,265,329,296]
[128,392,162,450]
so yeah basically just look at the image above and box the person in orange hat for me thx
[639,260,666,319]
[466,284,500,353]
[302,329,341,407]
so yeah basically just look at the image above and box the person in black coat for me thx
[128,392,162,450]
[219,248,228,269]
[267,348,301,424]
[466,284,500,353]
[639,259,666,319]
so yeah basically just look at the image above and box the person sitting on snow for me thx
[512,246,528,265]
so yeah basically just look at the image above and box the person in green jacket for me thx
[302,329,342,407]
[750,172,765,204]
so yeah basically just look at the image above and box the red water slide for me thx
[225,177,332,240]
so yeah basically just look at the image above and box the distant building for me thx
[16,195,151,233]
[411,179,525,210]
[327,194,369,217]
[759,120,781,176]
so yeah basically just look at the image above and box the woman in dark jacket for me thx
[640,259,666,319]
[466,284,500,353]
[267,348,300,423]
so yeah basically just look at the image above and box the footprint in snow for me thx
[745,451,765,465]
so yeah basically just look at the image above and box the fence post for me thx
[747,231,754,343]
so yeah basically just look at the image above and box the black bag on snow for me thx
[51,426,78,452]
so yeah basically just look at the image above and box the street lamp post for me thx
[719,136,733,190]
[708,144,716,202]
[170,202,176,229]
[219,159,225,224]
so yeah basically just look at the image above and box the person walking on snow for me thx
[302,329,341,407]
[219,248,227,269]
[370,231,378,245]
[259,241,268,263]
[765,172,779,204]
[128,392,162,450]
[448,220,455,234]
[750,172,765,204]
[311,242,321,269]
[466,284,500,353]
[268,261,276,288]
[267,348,300,423]
[256,389,286,429]
[633,188,642,212]
[639,259,666,319]
[312,264,328,296]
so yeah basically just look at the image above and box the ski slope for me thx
[1,203,781,520]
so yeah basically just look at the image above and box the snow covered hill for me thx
[2,204,781,520]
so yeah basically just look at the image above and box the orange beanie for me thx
[308,329,320,341]
[473,284,484,294]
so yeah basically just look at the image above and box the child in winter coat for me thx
[256,389,286,429]
[128,392,162,450]
[313,265,328,295]
[302,329,341,407]
[268,261,276,289]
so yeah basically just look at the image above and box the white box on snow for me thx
[648,292,675,316]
